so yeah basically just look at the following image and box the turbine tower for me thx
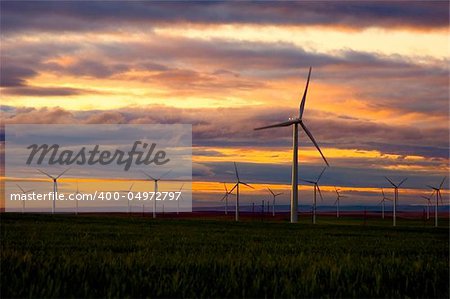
[299,167,326,224]
[177,183,185,215]
[427,177,446,227]
[385,176,407,227]
[74,182,83,215]
[267,187,283,216]
[380,188,392,219]
[420,191,434,220]
[16,184,33,213]
[334,187,346,218]
[37,168,70,214]
[220,183,235,215]
[118,183,134,214]
[229,162,254,221]
[142,170,171,218]
[254,67,329,223]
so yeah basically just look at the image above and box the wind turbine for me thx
[299,167,326,224]
[118,183,134,214]
[229,162,254,221]
[420,192,433,221]
[142,170,172,218]
[385,176,407,227]
[254,67,329,223]
[37,168,70,214]
[380,188,392,219]
[177,183,184,215]
[16,184,33,213]
[220,183,235,215]
[334,187,347,218]
[427,177,446,227]
[74,182,83,215]
[267,187,283,216]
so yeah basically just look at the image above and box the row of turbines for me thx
[219,162,446,227]
[220,67,446,227]
[16,168,185,217]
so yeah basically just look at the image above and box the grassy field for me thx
[1,214,448,298]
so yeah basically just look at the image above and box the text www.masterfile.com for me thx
[9,191,183,202]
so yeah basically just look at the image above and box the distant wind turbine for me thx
[427,177,446,227]
[74,182,83,215]
[142,170,172,218]
[254,67,329,223]
[299,167,326,224]
[385,176,407,227]
[380,188,392,219]
[16,184,33,213]
[37,168,70,214]
[267,187,283,216]
[177,183,184,215]
[334,187,347,218]
[220,183,235,215]
[420,191,434,220]
[229,162,254,221]
[118,183,134,214]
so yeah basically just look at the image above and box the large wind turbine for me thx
[334,187,346,218]
[427,177,446,227]
[380,188,392,219]
[118,183,134,214]
[385,176,407,227]
[254,67,329,223]
[229,162,254,221]
[220,183,235,215]
[16,184,33,213]
[420,191,434,220]
[267,187,283,216]
[142,170,171,218]
[299,167,326,224]
[37,168,70,214]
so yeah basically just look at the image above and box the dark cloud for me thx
[0,64,37,87]
[1,1,447,33]
[2,86,88,96]
[1,105,448,162]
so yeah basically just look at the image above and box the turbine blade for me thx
[317,185,324,201]
[334,199,338,205]
[439,176,446,189]
[229,183,238,194]
[381,188,385,197]
[37,169,54,179]
[141,170,156,181]
[267,187,275,196]
[316,167,327,182]
[254,120,297,130]
[178,183,185,192]
[56,168,70,179]
[398,177,408,187]
[299,67,312,119]
[241,182,254,189]
[234,162,240,181]
[158,169,172,180]
[385,176,396,188]
[16,184,25,193]
[300,122,329,166]
[426,185,438,190]
[25,189,34,193]
[275,193,283,196]
[128,183,134,192]
[224,183,228,193]
[299,178,316,184]
[220,194,227,201]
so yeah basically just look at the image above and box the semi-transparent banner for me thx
[5,124,192,213]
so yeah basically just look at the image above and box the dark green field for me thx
[1,214,449,298]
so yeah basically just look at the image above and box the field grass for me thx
[1,214,448,298]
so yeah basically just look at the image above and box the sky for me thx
[0,1,449,209]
